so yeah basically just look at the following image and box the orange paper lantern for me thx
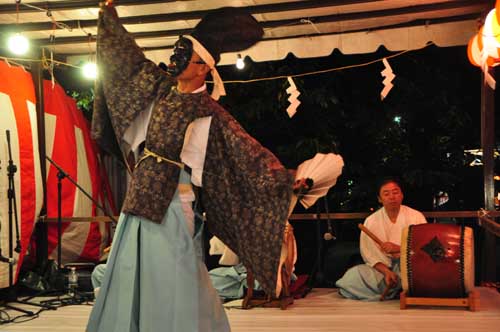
[497,0,500,24]
[482,9,500,65]
[491,8,500,44]
[467,35,481,67]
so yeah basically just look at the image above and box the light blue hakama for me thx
[86,172,230,332]
[335,260,401,301]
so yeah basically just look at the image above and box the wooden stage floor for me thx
[1,287,499,332]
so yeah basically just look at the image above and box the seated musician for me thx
[336,177,427,300]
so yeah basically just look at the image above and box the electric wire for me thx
[0,42,435,83]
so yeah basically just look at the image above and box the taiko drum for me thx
[400,224,474,298]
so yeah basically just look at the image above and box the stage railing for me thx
[42,210,499,284]
[41,210,500,223]
[42,216,118,223]
[289,210,500,221]
[477,210,500,237]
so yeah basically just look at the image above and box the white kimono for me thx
[361,205,427,268]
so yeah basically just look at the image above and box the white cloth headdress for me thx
[184,35,226,100]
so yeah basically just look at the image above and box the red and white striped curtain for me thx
[0,61,114,289]
[0,61,43,288]
[44,81,112,265]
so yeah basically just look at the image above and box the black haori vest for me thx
[122,87,214,223]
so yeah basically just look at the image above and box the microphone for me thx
[0,255,17,265]
[323,232,336,241]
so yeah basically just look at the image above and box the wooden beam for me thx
[0,0,383,15]
[31,58,49,268]
[41,210,500,223]
[28,13,482,50]
[274,210,500,221]
[43,216,119,223]
[480,67,497,282]
[0,0,176,13]
[0,0,489,33]
[478,215,500,238]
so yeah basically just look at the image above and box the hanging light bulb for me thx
[235,54,245,70]
[81,33,98,80]
[82,61,98,80]
[8,33,29,55]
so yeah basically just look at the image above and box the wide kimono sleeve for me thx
[201,106,295,297]
[91,5,174,156]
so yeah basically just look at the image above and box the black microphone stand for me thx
[304,197,334,295]
[1,130,53,315]
[44,155,117,296]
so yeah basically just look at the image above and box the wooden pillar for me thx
[480,67,497,282]
[31,60,48,268]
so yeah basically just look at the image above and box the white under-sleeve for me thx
[123,103,153,158]
[180,116,212,187]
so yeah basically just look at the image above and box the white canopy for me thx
[0,0,492,65]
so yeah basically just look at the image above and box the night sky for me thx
[219,44,493,211]
[57,43,497,213]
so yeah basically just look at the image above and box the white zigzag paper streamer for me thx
[380,58,395,100]
[286,76,301,118]
[481,51,496,90]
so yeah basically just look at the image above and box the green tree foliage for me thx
[69,88,94,121]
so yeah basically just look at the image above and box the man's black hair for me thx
[376,176,403,195]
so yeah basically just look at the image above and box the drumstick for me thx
[358,223,384,246]
[358,223,396,257]
[380,284,391,301]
